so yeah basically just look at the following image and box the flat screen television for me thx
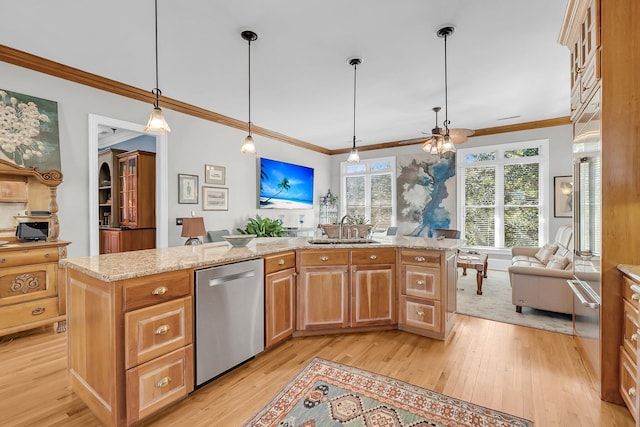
[259,157,314,209]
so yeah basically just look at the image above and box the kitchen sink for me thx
[307,238,379,245]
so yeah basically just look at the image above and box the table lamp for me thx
[181,217,206,245]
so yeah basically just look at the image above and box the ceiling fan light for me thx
[347,146,360,163]
[241,134,257,155]
[144,107,171,134]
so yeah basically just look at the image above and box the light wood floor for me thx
[0,315,634,427]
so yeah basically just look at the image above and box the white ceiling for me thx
[1,0,570,151]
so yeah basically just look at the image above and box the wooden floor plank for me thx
[0,316,634,426]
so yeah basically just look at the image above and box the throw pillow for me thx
[546,254,570,270]
[534,244,559,265]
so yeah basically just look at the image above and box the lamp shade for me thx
[181,217,206,245]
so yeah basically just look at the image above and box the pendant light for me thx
[241,30,258,155]
[144,0,171,135]
[347,57,362,163]
[438,26,455,153]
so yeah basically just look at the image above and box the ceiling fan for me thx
[422,106,474,145]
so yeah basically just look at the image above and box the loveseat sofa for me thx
[508,225,573,315]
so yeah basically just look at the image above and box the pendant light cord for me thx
[443,33,449,135]
[153,0,160,107]
[352,61,358,148]
[247,37,252,136]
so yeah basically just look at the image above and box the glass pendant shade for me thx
[144,106,171,134]
[241,134,257,155]
[347,146,360,163]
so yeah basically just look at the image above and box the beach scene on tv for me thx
[259,157,314,209]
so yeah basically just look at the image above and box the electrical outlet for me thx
[176,218,183,225]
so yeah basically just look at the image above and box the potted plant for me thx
[237,215,286,237]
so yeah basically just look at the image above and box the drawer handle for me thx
[278,259,285,265]
[629,387,637,398]
[0,258,5,263]
[369,255,377,260]
[152,286,168,295]
[32,307,45,316]
[416,311,424,317]
[155,325,170,335]
[320,256,329,262]
[416,280,425,286]
[44,253,50,258]
[415,256,425,262]
[632,293,640,301]
[156,376,171,388]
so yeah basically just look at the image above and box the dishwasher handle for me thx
[567,279,600,309]
[208,270,256,286]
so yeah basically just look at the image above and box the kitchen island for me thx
[62,236,458,427]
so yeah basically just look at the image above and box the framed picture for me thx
[554,175,573,218]
[178,174,199,204]
[203,186,229,211]
[205,164,226,185]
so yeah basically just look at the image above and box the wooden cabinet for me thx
[100,228,155,254]
[67,268,194,427]
[0,178,27,202]
[297,248,397,333]
[98,148,125,228]
[264,251,296,348]
[619,272,640,422]
[398,248,456,339]
[117,150,155,229]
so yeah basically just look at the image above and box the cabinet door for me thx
[100,229,121,254]
[265,267,296,348]
[351,264,395,327]
[399,295,442,333]
[298,266,348,330]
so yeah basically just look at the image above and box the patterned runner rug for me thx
[243,357,534,427]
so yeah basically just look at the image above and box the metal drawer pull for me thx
[415,256,425,262]
[0,258,5,263]
[278,259,285,265]
[629,387,637,398]
[156,377,171,388]
[155,325,170,335]
[416,280,425,286]
[152,286,168,295]
[32,307,45,316]
[632,293,640,301]
[320,256,329,261]
[632,333,638,343]
[416,311,424,317]
[44,253,50,258]
[369,255,377,260]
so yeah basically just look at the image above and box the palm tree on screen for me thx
[262,178,291,205]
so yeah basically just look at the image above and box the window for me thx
[457,140,548,249]
[340,157,396,228]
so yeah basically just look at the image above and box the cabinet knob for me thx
[0,258,5,263]
[155,325,170,335]
[44,253,50,258]
[632,333,638,343]
[629,387,637,398]
[156,376,172,388]
[320,256,329,262]
[32,307,45,316]
[152,286,168,295]
[278,259,285,265]
[416,280,425,286]
[369,255,377,260]
[417,311,424,317]
[632,293,640,301]
[415,256,425,262]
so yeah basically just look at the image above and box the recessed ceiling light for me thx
[496,115,521,121]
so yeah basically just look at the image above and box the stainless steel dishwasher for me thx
[195,258,264,386]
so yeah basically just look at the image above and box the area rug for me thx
[456,269,572,335]
[243,357,534,427]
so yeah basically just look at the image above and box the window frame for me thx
[456,140,550,249]
[340,156,396,228]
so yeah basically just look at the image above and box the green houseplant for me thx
[237,214,286,237]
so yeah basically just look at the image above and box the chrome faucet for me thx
[338,214,354,239]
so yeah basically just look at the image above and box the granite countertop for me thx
[618,264,640,282]
[62,236,459,282]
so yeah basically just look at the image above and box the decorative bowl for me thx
[222,234,256,247]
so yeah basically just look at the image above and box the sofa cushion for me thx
[546,254,570,270]
[534,244,559,264]
[512,256,546,268]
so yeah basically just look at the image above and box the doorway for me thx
[88,114,168,256]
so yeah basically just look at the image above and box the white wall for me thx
[1,62,330,257]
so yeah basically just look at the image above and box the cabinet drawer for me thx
[623,275,640,311]
[126,344,194,424]
[264,251,296,274]
[299,250,349,266]
[351,248,396,265]
[0,247,59,268]
[399,296,441,333]
[0,296,60,329]
[402,265,441,300]
[0,263,57,306]
[400,249,440,268]
[623,300,639,364]
[620,347,638,420]
[124,296,193,368]
[123,270,191,312]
